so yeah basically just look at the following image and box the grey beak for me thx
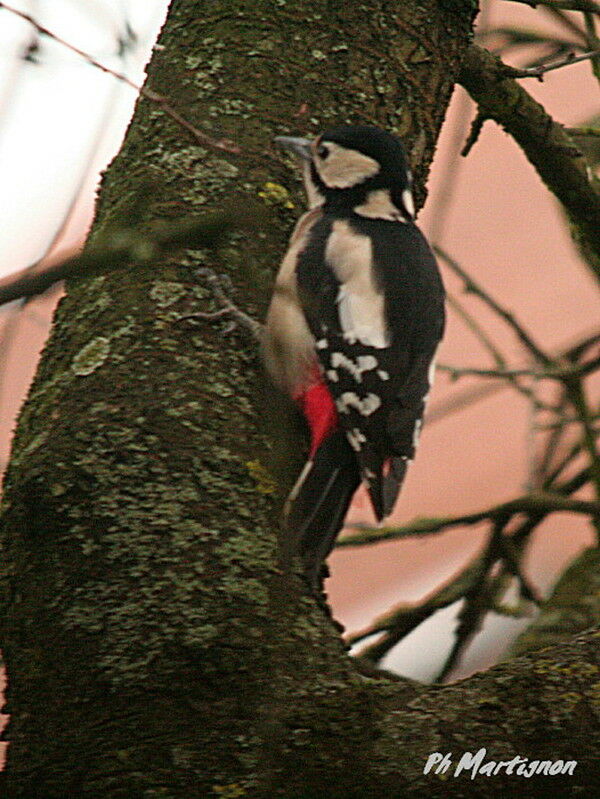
[274,136,312,161]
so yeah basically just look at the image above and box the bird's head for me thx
[275,125,414,221]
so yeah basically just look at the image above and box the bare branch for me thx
[340,491,600,548]
[564,378,600,541]
[445,292,507,369]
[437,363,539,379]
[503,48,600,79]
[459,45,600,281]
[0,211,243,307]
[437,355,600,382]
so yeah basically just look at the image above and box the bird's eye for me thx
[316,143,329,159]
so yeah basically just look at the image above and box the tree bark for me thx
[2,1,599,797]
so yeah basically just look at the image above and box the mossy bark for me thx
[1,1,599,797]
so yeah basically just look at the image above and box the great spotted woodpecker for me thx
[263,125,445,583]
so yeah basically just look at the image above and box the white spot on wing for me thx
[422,354,438,407]
[336,392,381,416]
[330,352,377,382]
[347,428,366,452]
[377,369,390,380]
[316,338,328,350]
[326,370,339,382]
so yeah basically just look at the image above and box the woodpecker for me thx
[263,125,445,583]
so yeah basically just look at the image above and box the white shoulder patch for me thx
[325,220,389,348]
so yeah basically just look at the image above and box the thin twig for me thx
[340,491,600,548]
[543,5,595,46]
[584,10,600,82]
[437,357,600,381]
[503,49,600,79]
[564,378,600,542]
[0,1,240,155]
[459,45,600,281]
[0,211,243,307]
[434,526,505,682]
[438,363,538,379]
[446,293,508,370]
[535,387,569,481]
[462,111,487,155]
[426,329,600,426]
[435,246,553,365]
[525,365,540,491]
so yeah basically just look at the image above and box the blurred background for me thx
[0,0,598,762]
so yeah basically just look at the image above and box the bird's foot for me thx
[181,267,262,339]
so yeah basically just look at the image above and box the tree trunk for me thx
[2,1,598,797]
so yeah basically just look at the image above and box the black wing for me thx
[296,214,445,519]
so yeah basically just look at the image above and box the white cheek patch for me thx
[336,392,381,416]
[330,352,377,383]
[316,142,380,189]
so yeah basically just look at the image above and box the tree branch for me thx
[0,211,243,306]
[458,44,600,281]
[340,491,600,548]
[435,245,553,364]
[502,48,600,78]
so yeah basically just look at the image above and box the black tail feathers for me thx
[364,455,408,521]
[285,429,360,588]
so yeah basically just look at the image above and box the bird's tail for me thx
[284,429,361,588]
[363,455,409,522]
